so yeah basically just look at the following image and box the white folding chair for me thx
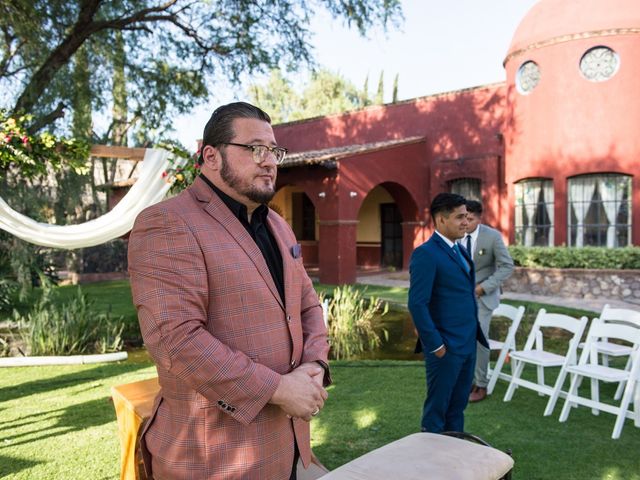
[558,318,640,439]
[486,304,525,395]
[596,305,640,400]
[503,309,588,416]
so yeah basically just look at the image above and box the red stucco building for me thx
[268,0,640,285]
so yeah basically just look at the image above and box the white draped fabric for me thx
[568,176,597,247]
[0,148,183,249]
[598,176,627,248]
[542,180,554,247]
[522,182,538,247]
[515,179,554,247]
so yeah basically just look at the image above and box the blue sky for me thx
[174,0,539,149]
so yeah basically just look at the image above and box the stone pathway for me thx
[355,272,640,314]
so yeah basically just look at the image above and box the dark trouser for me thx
[421,349,475,433]
[289,442,299,480]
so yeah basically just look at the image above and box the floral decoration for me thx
[0,110,89,180]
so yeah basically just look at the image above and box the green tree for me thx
[71,45,92,141]
[392,73,399,103]
[360,73,370,107]
[249,68,368,123]
[0,0,403,140]
[297,69,363,120]
[375,71,385,104]
[248,70,300,125]
[111,30,127,146]
[0,1,402,293]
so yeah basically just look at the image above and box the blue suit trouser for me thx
[421,349,476,433]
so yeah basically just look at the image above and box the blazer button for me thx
[286,314,292,323]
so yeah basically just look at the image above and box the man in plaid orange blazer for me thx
[128,102,331,479]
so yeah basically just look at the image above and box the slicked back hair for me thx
[465,199,483,216]
[430,193,467,223]
[198,102,271,164]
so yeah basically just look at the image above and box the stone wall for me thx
[503,267,640,305]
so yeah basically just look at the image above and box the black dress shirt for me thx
[199,175,285,303]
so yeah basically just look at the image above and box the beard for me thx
[220,152,276,204]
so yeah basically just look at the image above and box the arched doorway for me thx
[271,185,319,265]
[380,203,403,269]
[357,185,405,270]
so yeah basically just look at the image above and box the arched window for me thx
[514,179,554,246]
[449,178,481,201]
[568,174,631,247]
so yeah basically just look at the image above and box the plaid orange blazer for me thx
[128,177,330,479]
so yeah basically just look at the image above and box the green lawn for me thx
[2,280,638,479]
[1,358,639,479]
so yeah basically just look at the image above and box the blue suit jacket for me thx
[408,233,488,355]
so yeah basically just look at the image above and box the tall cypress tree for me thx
[375,71,384,104]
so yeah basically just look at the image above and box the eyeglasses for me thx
[220,142,288,165]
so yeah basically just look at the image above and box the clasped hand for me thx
[270,362,327,421]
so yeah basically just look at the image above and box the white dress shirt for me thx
[461,226,480,260]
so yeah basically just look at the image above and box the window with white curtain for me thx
[514,179,554,246]
[449,178,481,201]
[568,174,631,247]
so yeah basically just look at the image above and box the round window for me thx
[516,61,540,95]
[580,46,619,82]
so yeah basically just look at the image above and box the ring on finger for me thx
[311,407,320,416]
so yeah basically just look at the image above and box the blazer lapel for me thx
[459,244,474,278]
[435,234,472,277]
[475,225,486,258]
[266,215,295,309]
[190,178,285,309]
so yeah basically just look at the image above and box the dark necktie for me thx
[465,234,472,257]
[453,243,470,273]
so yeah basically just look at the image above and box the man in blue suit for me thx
[408,193,488,433]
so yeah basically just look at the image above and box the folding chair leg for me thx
[590,377,600,416]
[559,374,582,422]
[634,381,640,428]
[536,365,545,396]
[504,360,525,402]
[614,356,632,401]
[544,365,570,416]
[612,379,637,439]
[569,373,582,408]
[487,350,508,395]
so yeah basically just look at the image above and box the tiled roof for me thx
[280,136,425,168]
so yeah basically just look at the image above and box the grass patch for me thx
[1,359,639,479]
[1,279,636,478]
[316,283,410,308]
[2,280,140,346]
[0,358,156,479]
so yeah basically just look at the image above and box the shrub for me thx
[0,336,10,357]
[81,239,128,273]
[320,285,389,360]
[15,284,123,356]
[0,277,18,314]
[508,246,640,270]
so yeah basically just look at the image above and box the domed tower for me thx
[503,0,640,248]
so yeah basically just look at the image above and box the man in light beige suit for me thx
[462,200,514,403]
[128,102,330,479]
